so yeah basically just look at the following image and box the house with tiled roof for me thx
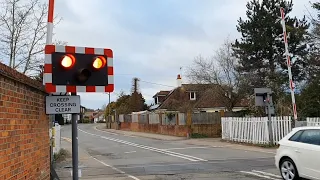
[93,111,105,123]
[153,90,171,104]
[152,75,249,113]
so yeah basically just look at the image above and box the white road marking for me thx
[91,156,140,180]
[125,135,136,137]
[95,126,136,137]
[162,146,216,150]
[240,170,281,180]
[62,137,72,143]
[252,170,281,178]
[79,128,207,162]
[99,135,203,161]
[94,126,118,135]
[124,151,136,154]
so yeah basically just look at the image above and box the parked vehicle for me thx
[275,126,320,180]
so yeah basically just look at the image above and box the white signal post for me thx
[280,7,298,121]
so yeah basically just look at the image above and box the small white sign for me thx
[70,169,82,177]
[46,95,80,114]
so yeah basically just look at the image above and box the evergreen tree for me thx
[114,92,132,114]
[297,76,320,117]
[311,2,320,41]
[232,0,309,97]
[127,77,147,112]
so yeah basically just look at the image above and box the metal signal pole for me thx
[46,1,79,179]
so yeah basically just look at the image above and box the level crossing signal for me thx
[43,45,114,93]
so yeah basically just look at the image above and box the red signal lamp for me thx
[61,54,75,68]
[92,56,106,69]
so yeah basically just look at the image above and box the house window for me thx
[190,92,196,100]
[155,97,158,104]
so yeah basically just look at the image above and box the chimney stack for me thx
[177,74,182,87]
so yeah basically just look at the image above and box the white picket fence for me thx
[222,116,292,145]
[306,117,320,126]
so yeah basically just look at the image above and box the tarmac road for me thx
[56,124,282,180]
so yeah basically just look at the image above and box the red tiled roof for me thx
[158,84,249,111]
[93,112,104,118]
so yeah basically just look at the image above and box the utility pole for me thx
[131,78,139,112]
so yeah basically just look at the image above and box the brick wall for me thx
[119,122,190,137]
[191,124,222,137]
[117,112,222,138]
[0,63,50,180]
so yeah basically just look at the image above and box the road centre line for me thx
[93,126,276,154]
[98,136,206,161]
[79,128,207,162]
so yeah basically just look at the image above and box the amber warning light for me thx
[92,56,106,69]
[61,54,75,68]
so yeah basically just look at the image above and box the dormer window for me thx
[190,92,196,100]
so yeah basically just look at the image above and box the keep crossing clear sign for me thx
[46,95,81,114]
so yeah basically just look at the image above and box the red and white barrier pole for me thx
[43,0,54,86]
[46,0,54,45]
[280,7,298,121]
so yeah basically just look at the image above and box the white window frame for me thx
[190,92,196,100]
[155,96,159,104]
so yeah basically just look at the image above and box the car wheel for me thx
[280,158,299,180]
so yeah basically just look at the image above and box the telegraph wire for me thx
[139,80,176,88]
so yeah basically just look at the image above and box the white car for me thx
[275,126,320,180]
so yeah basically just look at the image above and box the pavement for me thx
[55,124,282,180]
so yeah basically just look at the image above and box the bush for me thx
[53,148,70,162]
[80,117,92,123]
[191,133,209,138]
[82,119,92,123]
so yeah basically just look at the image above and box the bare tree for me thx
[187,38,249,111]
[0,0,63,76]
[309,2,320,43]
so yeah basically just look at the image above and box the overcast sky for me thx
[52,0,315,110]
